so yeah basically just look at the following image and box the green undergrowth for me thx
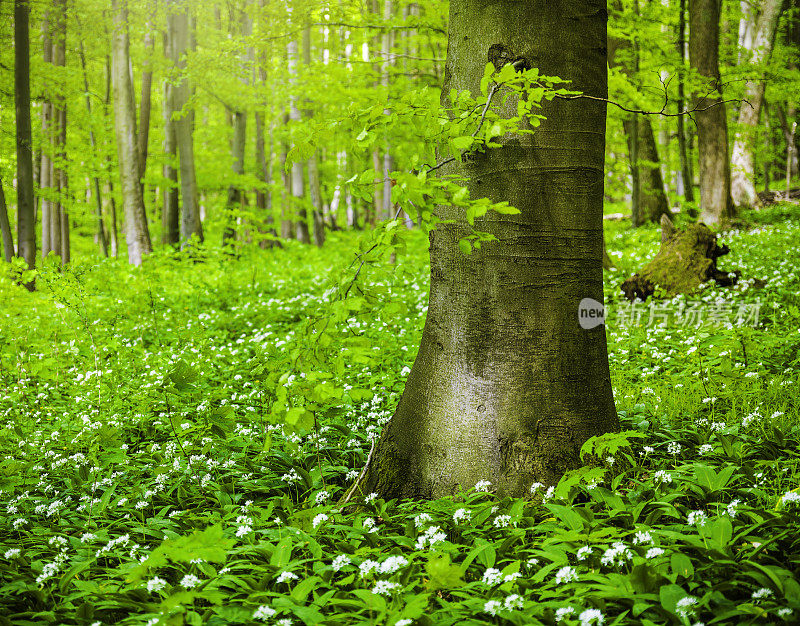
[0,205,799,625]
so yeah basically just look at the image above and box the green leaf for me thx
[670,553,694,579]
[458,239,472,255]
[425,553,464,590]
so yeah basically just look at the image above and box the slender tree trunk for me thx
[15,0,36,272]
[138,0,155,182]
[223,6,251,246]
[731,0,784,208]
[676,0,694,202]
[624,116,671,224]
[168,0,203,245]
[361,0,617,498]
[280,113,294,239]
[0,179,14,262]
[302,24,326,247]
[40,10,54,258]
[52,0,68,263]
[104,52,120,257]
[287,34,310,243]
[112,0,153,265]
[162,72,180,245]
[76,25,109,257]
[608,2,669,226]
[690,0,735,226]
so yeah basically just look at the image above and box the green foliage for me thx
[0,205,798,624]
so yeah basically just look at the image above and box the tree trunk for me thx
[303,24,326,247]
[162,63,180,245]
[168,0,203,245]
[689,0,735,226]
[607,5,669,226]
[76,24,109,258]
[623,116,671,224]
[138,0,155,182]
[52,0,68,263]
[15,0,36,272]
[360,0,618,499]
[676,0,694,202]
[40,9,54,258]
[731,0,783,208]
[112,0,153,266]
[0,179,14,262]
[223,6,251,246]
[287,34,310,244]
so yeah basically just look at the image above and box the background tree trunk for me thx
[361,0,618,499]
[623,116,671,224]
[676,0,695,202]
[52,0,68,263]
[287,31,310,244]
[168,0,203,245]
[0,179,14,262]
[690,0,735,226]
[303,23,326,247]
[15,0,36,271]
[112,0,153,265]
[40,9,54,258]
[162,52,180,245]
[76,26,109,258]
[731,0,784,208]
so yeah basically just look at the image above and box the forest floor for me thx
[0,204,799,625]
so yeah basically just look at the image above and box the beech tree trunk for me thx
[40,9,54,258]
[76,25,109,258]
[52,0,68,263]
[303,24,326,247]
[731,0,784,208]
[676,0,695,202]
[607,6,670,226]
[623,116,671,224]
[0,179,14,262]
[361,0,618,498]
[162,56,180,246]
[15,0,36,271]
[138,0,155,183]
[168,0,203,245]
[690,0,735,226]
[112,0,153,265]
[287,35,310,244]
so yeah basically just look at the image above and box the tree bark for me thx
[15,0,36,272]
[607,5,669,226]
[623,116,671,224]
[689,0,735,226]
[676,0,695,202]
[112,0,153,266]
[223,5,251,246]
[0,179,14,262]
[162,45,180,246]
[40,9,54,258]
[138,0,155,182]
[167,0,203,246]
[303,23,326,247]
[731,0,783,208]
[76,24,109,258]
[52,0,68,263]
[287,34,310,244]
[361,0,618,498]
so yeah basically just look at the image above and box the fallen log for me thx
[620,215,739,302]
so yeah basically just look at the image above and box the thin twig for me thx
[341,438,377,505]
[556,93,750,116]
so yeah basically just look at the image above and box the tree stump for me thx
[620,216,739,301]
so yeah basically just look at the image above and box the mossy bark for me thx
[621,218,737,301]
[360,0,618,500]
